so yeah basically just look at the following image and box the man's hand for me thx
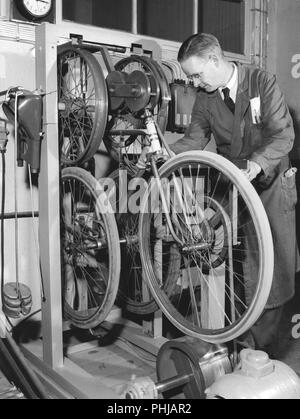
[241,160,262,181]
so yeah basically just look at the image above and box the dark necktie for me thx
[222,87,235,114]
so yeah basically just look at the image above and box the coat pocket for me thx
[281,168,298,211]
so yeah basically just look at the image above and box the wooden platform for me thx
[8,280,300,399]
[68,340,157,397]
[17,317,165,399]
[63,319,164,397]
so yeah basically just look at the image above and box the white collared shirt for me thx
[219,63,238,103]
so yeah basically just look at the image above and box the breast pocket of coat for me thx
[281,169,298,212]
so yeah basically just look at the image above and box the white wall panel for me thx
[0,39,41,319]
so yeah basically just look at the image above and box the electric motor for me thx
[206,349,300,399]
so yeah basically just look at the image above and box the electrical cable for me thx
[154,120,174,157]
[90,328,156,365]
[0,123,14,331]
[14,95,21,301]
[117,336,156,364]
[0,97,49,399]
[28,165,46,302]
[0,138,48,399]
[1,150,6,310]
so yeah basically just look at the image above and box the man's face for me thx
[180,55,222,92]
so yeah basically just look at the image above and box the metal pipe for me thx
[55,0,63,25]
[0,212,39,220]
[132,0,138,34]
[156,373,193,394]
[193,0,199,34]
[110,129,147,136]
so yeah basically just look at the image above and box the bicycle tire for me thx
[139,151,274,343]
[58,45,108,166]
[107,169,159,315]
[61,167,120,329]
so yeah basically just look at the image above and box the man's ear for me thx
[210,54,220,67]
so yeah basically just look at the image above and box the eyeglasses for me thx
[186,57,210,83]
[187,73,203,83]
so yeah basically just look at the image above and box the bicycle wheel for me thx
[61,167,120,329]
[139,151,274,344]
[104,55,170,164]
[107,169,181,315]
[58,45,108,166]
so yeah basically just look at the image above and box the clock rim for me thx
[15,0,53,20]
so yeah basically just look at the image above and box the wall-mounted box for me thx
[167,81,197,134]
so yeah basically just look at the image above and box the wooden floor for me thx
[1,279,300,399]
[68,340,157,398]
[60,279,300,398]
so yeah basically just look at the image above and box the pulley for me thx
[2,283,32,319]
[124,337,232,399]
[106,70,128,112]
[114,54,168,127]
[156,337,232,399]
[125,71,151,113]
[106,70,152,113]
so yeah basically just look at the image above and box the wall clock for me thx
[14,0,54,22]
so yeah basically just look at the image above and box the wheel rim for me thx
[139,151,274,343]
[58,47,108,166]
[61,168,119,328]
[107,169,159,315]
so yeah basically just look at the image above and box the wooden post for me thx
[36,23,64,369]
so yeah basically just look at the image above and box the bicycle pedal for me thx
[2,283,32,319]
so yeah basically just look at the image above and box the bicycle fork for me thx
[150,158,184,246]
[143,110,203,248]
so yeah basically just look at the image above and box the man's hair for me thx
[178,33,223,62]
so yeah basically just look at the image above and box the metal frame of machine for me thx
[19,21,175,399]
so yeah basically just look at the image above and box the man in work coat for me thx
[171,33,298,354]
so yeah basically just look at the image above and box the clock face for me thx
[16,0,53,19]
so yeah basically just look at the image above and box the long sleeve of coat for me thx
[250,72,295,176]
[170,94,212,154]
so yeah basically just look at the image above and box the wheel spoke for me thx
[139,152,273,343]
[58,47,108,166]
[61,168,120,329]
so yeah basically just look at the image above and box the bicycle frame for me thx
[115,108,207,248]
